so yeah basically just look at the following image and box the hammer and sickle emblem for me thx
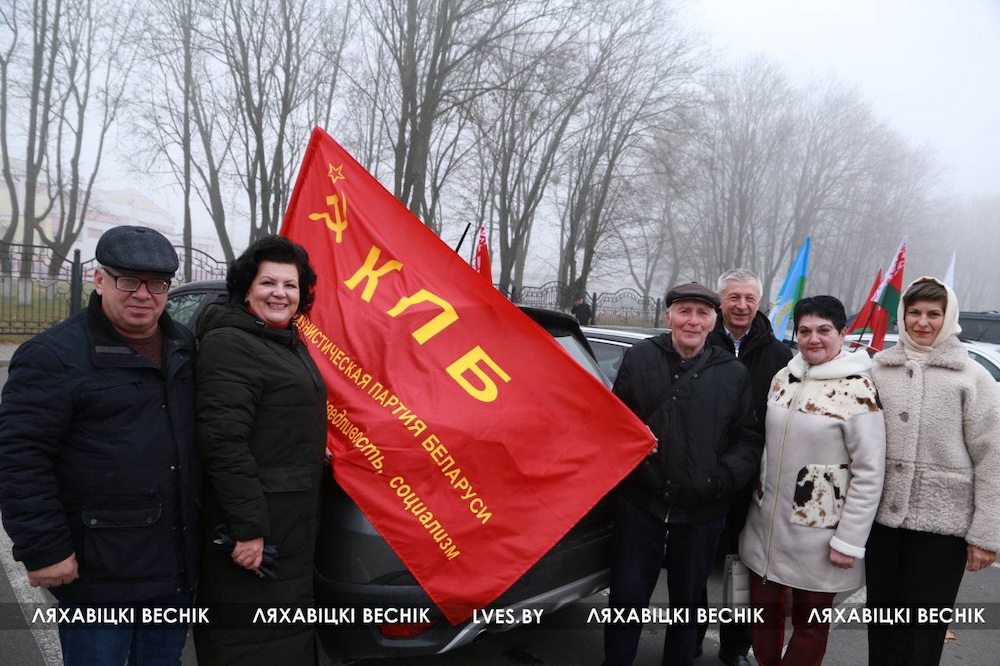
[308,192,348,243]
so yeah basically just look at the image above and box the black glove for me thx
[211,524,280,579]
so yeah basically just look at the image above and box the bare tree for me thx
[41,0,139,276]
[0,0,63,287]
[132,0,348,258]
[215,0,340,242]
[616,127,701,299]
[131,0,234,267]
[466,9,602,295]
[555,0,701,300]
[358,0,554,234]
[686,59,795,292]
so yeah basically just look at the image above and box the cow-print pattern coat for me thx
[740,350,886,593]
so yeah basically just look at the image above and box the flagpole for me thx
[455,222,472,256]
[847,269,883,353]
[849,308,877,353]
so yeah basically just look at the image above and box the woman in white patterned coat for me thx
[867,277,1000,666]
[740,295,886,666]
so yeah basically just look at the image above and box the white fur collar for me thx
[788,349,873,380]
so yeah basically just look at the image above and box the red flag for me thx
[846,268,886,353]
[471,225,492,283]
[279,128,654,624]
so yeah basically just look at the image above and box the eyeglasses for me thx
[102,269,171,294]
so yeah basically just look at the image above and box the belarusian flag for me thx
[870,238,906,350]
[846,268,886,352]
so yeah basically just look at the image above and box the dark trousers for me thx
[58,593,191,666]
[749,572,836,666]
[696,496,752,659]
[603,497,725,666]
[865,523,968,666]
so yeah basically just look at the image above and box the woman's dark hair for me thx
[793,295,847,331]
[902,278,948,309]
[226,235,318,315]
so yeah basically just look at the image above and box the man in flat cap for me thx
[0,225,200,664]
[604,282,763,666]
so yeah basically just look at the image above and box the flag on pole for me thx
[943,251,956,288]
[279,127,655,624]
[471,224,492,283]
[769,237,811,339]
[869,238,907,351]
[846,268,887,352]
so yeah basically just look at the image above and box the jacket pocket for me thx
[790,464,848,528]
[80,505,163,579]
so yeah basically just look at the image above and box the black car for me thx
[958,311,1000,344]
[167,280,616,660]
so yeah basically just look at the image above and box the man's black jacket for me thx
[612,333,763,523]
[0,294,200,604]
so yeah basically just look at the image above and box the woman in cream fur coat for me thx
[740,295,886,666]
[867,276,1000,666]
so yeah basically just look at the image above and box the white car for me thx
[842,332,1000,381]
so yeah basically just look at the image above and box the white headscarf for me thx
[897,276,961,361]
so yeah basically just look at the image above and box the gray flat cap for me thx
[665,282,720,308]
[96,226,178,275]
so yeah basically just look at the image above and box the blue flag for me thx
[769,237,811,339]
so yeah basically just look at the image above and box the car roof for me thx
[582,326,660,343]
[170,279,227,296]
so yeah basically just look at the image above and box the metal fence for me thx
[1,243,663,336]
[510,282,663,328]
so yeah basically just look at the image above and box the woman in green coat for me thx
[193,236,327,665]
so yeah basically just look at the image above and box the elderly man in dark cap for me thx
[0,226,201,664]
[603,282,763,666]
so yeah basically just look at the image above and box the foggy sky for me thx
[684,0,1000,199]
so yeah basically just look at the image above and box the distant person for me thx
[0,226,200,665]
[193,236,327,665]
[699,268,792,666]
[572,292,593,325]
[740,295,885,666]
[867,277,1000,666]
[604,282,762,666]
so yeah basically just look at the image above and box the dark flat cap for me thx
[665,282,720,308]
[96,226,178,275]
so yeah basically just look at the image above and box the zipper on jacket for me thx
[762,365,808,581]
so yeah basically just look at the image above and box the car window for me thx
[958,316,1000,344]
[166,292,208,329]
[587,339,630,385]
[552,334,611,388]
[968,350,1000,382]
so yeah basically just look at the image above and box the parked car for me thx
[843,332,1000,381]
[167,280,616,660]
[958,311,1000,344]
[581,325,659,385]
